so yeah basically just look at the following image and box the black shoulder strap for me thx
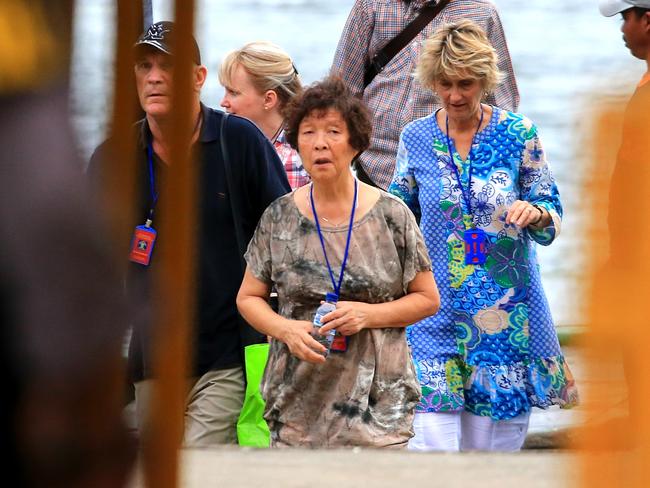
[364,0,451,87]
[220,112,247,271]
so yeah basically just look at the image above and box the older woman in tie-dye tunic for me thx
[245,193,432,447]
[237,76,439,449]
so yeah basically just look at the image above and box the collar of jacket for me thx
[138,102,218,149]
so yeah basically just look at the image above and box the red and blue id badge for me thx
[330,333,348,353]
[129,221,157,266]
[464,228,487,265]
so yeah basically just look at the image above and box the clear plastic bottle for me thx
[312,292,338,357]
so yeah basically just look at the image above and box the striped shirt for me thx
[273,129,310,190]
[332,0,519,189]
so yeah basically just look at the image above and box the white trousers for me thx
[408,411,461,451]
[408,410,531,452]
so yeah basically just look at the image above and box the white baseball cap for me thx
[599,0,650,17]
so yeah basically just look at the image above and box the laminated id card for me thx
[129,224,157,266]
[464,228,487,265]
[330,333,348,353]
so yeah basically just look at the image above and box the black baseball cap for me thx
[134,21,201,65]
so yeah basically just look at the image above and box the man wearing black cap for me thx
[88,21,290,446]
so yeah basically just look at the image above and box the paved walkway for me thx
[129,448,579,487]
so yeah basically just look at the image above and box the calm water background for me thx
[71,0,645,326]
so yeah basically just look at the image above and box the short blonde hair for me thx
[416,19,503,94]
[218,41,302,108]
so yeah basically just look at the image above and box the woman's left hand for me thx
[319,301,372,336]
[506,200,544,228]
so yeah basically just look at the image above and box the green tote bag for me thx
[237,343,270,447]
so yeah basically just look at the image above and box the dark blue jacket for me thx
[88,105,290,380]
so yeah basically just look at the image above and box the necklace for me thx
[443,104,484,218]
[320,215,345,225]
[307,181,360,226]
[270,121,284,144]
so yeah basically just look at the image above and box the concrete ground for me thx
[162,448,579,488]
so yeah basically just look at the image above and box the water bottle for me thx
[312,292,338,356]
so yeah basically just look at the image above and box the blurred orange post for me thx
[106,0,141,268]
[2,1,136,485]
[579,89,650,486]
[140,1,197,488]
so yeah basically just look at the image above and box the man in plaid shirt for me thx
[333,0,519,189]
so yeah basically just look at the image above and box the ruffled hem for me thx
[414,355,465,413]
[465,354,579,420]
[414,354,579,419]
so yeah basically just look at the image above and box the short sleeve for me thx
[390,197,432,293]
[244,204,274,284]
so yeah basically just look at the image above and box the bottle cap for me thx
[325,292,339,303]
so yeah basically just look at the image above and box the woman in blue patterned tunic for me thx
[389,19,578,451]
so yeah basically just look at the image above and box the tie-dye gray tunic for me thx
[245,191,432,447]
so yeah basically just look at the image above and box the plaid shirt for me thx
[274,129,310,190]
[332,0,519,189]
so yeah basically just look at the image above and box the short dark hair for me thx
[284,76,371,153]
[631,7,650,17]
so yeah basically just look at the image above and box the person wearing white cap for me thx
[599,0,650,17]
[598,0,650,257]
[600,1,650,63]
[599,0,650,447]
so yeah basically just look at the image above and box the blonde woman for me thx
[220,41,309,189]
[332,0,519,190]
[389,20,578,451]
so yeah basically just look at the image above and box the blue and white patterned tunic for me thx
[389,106,578,420]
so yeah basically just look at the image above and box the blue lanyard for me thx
[310,179,358,300]
[144,113,202,222]
[444,105,484,217]
[146,140,158,221]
